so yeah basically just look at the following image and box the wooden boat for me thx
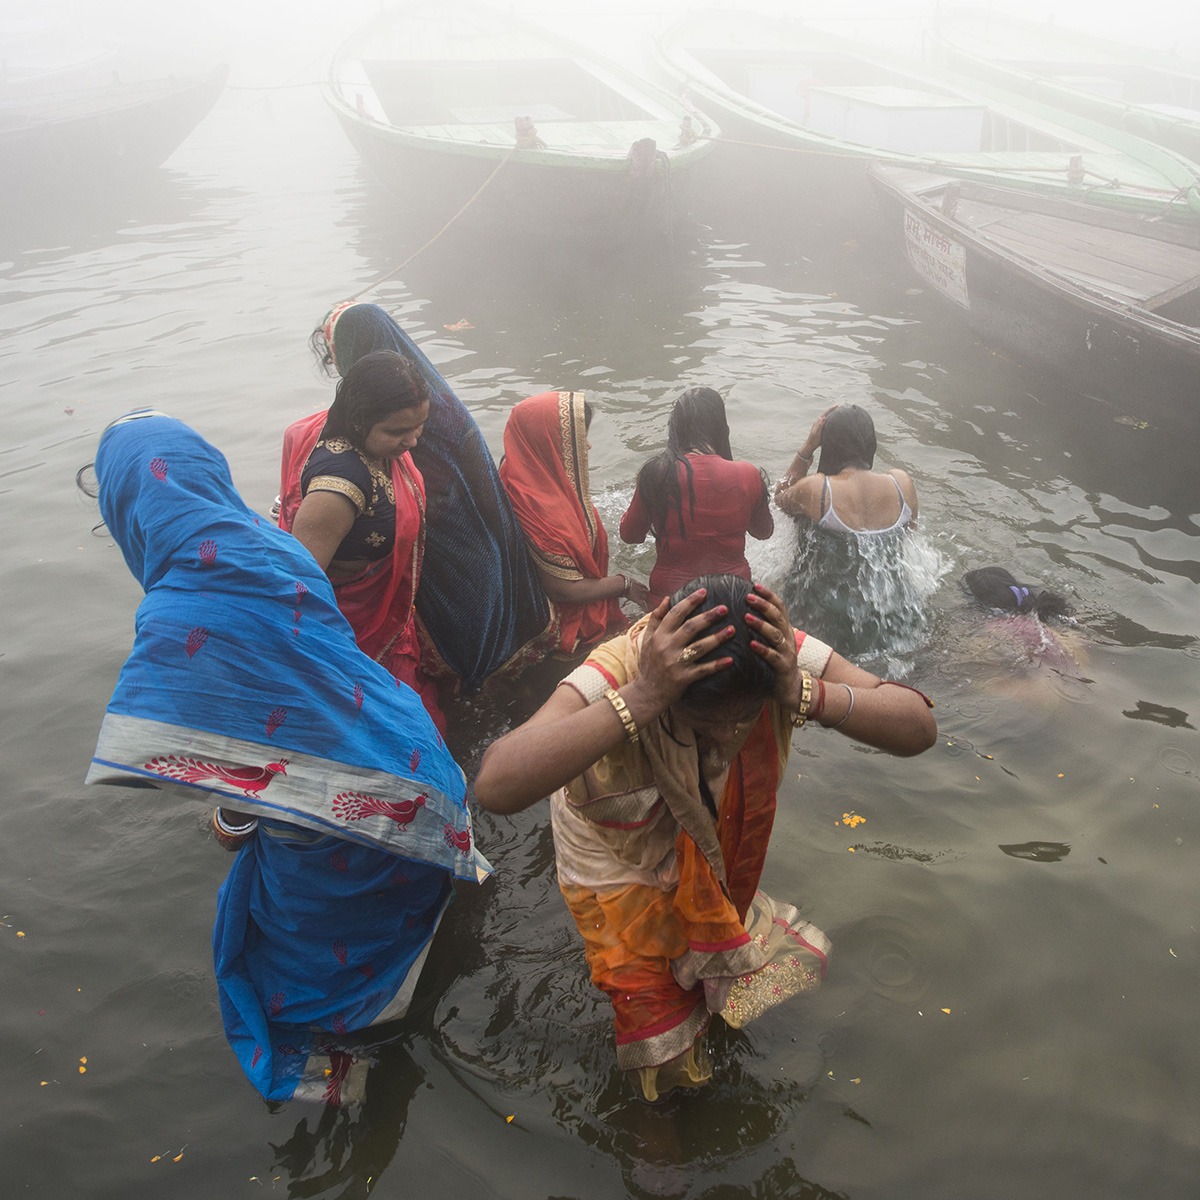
[867,163,1200,427]
[323,1,717,240]
[0,66,228,189]
[932,9,1200,163]
[653,10,1200,223]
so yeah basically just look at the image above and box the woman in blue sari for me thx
[86,412,492,1103]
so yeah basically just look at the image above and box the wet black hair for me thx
[320,350,431,448]
[634,387,739,546]
[962,566,1072,620]
[817,404,876,476]
[668,573,775,709]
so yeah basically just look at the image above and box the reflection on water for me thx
[6,62,1200,1200]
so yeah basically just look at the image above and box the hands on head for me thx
[629,581,800,714]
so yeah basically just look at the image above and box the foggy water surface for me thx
[3,11,1200,1200]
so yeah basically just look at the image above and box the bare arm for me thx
[745,583,937,757]
[748,488,775,540]
[775,475,823,520]
[474,590,735,813]
[775,404,836,518]
[537,568,650,611]
[619,487,651,544]
[290,490,357,572]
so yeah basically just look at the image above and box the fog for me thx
[5,0,1200,87]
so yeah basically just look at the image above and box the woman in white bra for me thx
[774,404,917,533]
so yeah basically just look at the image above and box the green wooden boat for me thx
[324,0,717,240]
[932,8,1200,164]
[653,9,1200,222]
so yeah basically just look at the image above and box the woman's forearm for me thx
[538,570,627,605]
[475,680,664,813]
[814,660,936,756]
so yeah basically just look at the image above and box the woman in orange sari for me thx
[499,391,649,654]
[474,574,937,1101]
[278,350,441,726]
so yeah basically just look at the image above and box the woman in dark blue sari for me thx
[87,412,491,1102]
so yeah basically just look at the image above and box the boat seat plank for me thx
[953,198,1200,299]
[1142,271,1200,311]
[975,222,1180,299]
[980,227,1179,300]
[999,211,1200,286]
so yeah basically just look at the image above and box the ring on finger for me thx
[677,646,700,666]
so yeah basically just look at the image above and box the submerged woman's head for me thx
[668,575,775,726]
[962,566,1072,620]
[818,404,876,476]
[321,350,431,459]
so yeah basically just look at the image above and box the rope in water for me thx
[343,145,518,303]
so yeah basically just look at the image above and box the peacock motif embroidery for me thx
[332,791,425,830]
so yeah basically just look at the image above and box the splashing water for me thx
[766,521,948,675]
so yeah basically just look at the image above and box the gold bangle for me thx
[603,687,640,746]
[790,670,814,729]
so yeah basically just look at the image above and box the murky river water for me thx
[4,26,1200,1200]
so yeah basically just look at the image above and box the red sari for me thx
[278,410,442,728]
[498,391,623,654]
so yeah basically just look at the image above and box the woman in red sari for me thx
[474,574,936,1102]
[278,350,442,727]
[499,390,649,655]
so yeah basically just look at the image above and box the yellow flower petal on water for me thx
[851,1078,861,1084]
[79,1057,87,1064]
[151,1156,162,1163]
[941,1008,951,1014]
[39,1081,48,1086]
[174,1154,183,1163]
[506,1115,515,1123]
[17,932,24,938]
[1169,949,1177,957]
[847,847,855,852]
[79,1066,86,1074]
[1057,774,1064,778]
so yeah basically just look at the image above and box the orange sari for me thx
[551,620,832,1099]
[278,411,441,727]
[498,391,623,654]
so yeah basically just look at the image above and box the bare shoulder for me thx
[778,473,823,520]
[888,469,918,507]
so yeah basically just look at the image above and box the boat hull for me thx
[932,12,1200,164]
[334,110,690,241]
[868,172,1200,428]
[0,67,228,189]
[655,11,1200,223]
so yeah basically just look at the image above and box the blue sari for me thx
[87,413,491,1102]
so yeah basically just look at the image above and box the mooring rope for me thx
[343,145,518,303]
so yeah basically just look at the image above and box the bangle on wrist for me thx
[796,450,813,464]
[603,687,640,746]
[789,671,814,729]
[617,573,629,598]
[830,683,855,728]
[810,678,826,721]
